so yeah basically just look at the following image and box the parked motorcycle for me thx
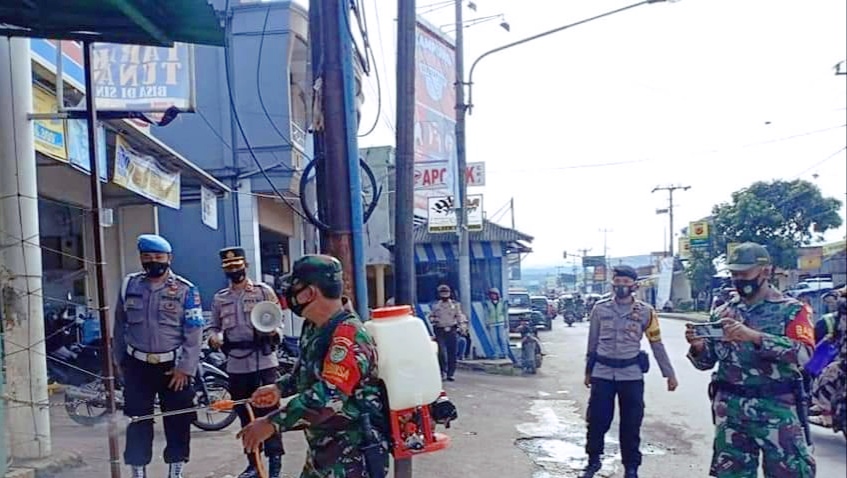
[62,348,236,431]
[277,335,300,374]
[563,311,576,327]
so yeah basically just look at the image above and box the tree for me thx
[711,179,843,270]
[685,247,717,308]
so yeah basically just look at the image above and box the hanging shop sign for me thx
[113,136,181,209]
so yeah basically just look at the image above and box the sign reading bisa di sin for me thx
[91,43,194,112]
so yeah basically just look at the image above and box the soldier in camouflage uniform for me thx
[686,243,816,478]
[809,297,846,428]
[238,255,389,478]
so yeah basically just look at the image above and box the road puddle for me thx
[516,399,666,478]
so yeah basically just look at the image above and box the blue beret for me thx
[137,234,172,253]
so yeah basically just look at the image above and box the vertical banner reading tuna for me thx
[91,42,195,112]
[414,20,457,222]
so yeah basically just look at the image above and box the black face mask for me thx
[614,285,633,299]
[286,286,312,317]
[439,295,450,301]
[733,276,764,299]
[142,261,169,278]
[225,269,246,284]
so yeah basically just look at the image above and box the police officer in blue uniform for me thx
[582,265,678,478]
[208,247,285,478]
[113,234,204,478]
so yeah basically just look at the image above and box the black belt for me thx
[595,354,640,369]
[712,380,795,398]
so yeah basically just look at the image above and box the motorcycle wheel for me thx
[192,375,238,431]
[64,381,110,427]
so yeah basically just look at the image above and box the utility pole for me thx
[394,0,416,309]
[652,185,690,258]
[575,248,592,293]
[599,228,612,292]
[0,36,52,461]
[454,0,471,318]
[394,0,416,475]
[314,0,369,316]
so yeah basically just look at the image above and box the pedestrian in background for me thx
[428,284,467,381]
[484,288,509,359]
[583,265,678,478]
[686,242,816,478]
[208,247,285,478]
[113,234,204,478]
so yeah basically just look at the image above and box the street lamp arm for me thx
[466,0,655,113]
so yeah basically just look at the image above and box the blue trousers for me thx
[487,323,513,360]
[586,378,645,469]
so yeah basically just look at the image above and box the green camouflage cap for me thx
[726,242,771,271]
[289,254,344,289]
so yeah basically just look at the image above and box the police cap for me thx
[726,242,770,272]
[612,265,638,281]
[137,234,172,254]
[219,247,246,269]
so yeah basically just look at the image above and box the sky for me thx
[355,0,847,268]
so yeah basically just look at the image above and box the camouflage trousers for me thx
[298,442,390,478]
[811,359,845,414]
[710,394,815,478]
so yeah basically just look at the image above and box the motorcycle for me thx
[563,310,576,327]
[62,347,237,431]
[277,335,300,374]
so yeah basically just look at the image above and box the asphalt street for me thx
[36,315,847,477]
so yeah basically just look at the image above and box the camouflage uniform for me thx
[688,286,816,477]
[271,299,388,476]
[810,310,846,422]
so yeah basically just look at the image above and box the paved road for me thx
[30,315,846,477]
[527,316,847,477]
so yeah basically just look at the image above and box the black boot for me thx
[268,455,283,478]
[624,467,639,478]
[237,457,259,478]
[581,456,602,478]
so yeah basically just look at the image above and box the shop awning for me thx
[0,0,224,47]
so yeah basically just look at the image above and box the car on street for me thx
[508,289,545,332]
[530,295,554,330]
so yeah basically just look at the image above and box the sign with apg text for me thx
[415,161,485,190]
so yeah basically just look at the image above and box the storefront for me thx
[412,221,533,359]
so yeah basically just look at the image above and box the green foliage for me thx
[685,247,717,298]
[710,179,842,270]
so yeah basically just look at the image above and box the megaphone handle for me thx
[246,403,269,478]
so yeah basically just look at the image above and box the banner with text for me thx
[201,186,218,230]
[414,21,457,220]
[92,42,195,112]
[427,194,483,233]
[66,120,108,181]
[113,136,181,209]
[33,87,68,161]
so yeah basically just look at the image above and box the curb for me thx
[5,451,84,478]
[457,359,519,376]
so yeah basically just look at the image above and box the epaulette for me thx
[172,274,196,289]
[594,297,613,307]
[213,287,230,297]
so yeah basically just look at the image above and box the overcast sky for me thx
[355,0,847,268]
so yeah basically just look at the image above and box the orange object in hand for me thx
[209,398,250,412]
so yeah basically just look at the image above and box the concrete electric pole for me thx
[0,36,52,462]
[599,228,612,291]
[454,0,472,319]
[652,185,690,258]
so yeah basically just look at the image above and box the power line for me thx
[652,185,691,257]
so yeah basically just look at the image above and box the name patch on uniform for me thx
[321,323,361,396]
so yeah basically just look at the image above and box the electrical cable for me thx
[298,156,382,231]
[222,0,309,222]
[352,0,383,138]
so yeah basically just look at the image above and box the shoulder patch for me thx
[321,322,362,396]
[595,298,612,306]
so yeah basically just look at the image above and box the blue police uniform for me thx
[113,235,204,476]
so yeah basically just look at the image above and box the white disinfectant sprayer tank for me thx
[365,305,442,410]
